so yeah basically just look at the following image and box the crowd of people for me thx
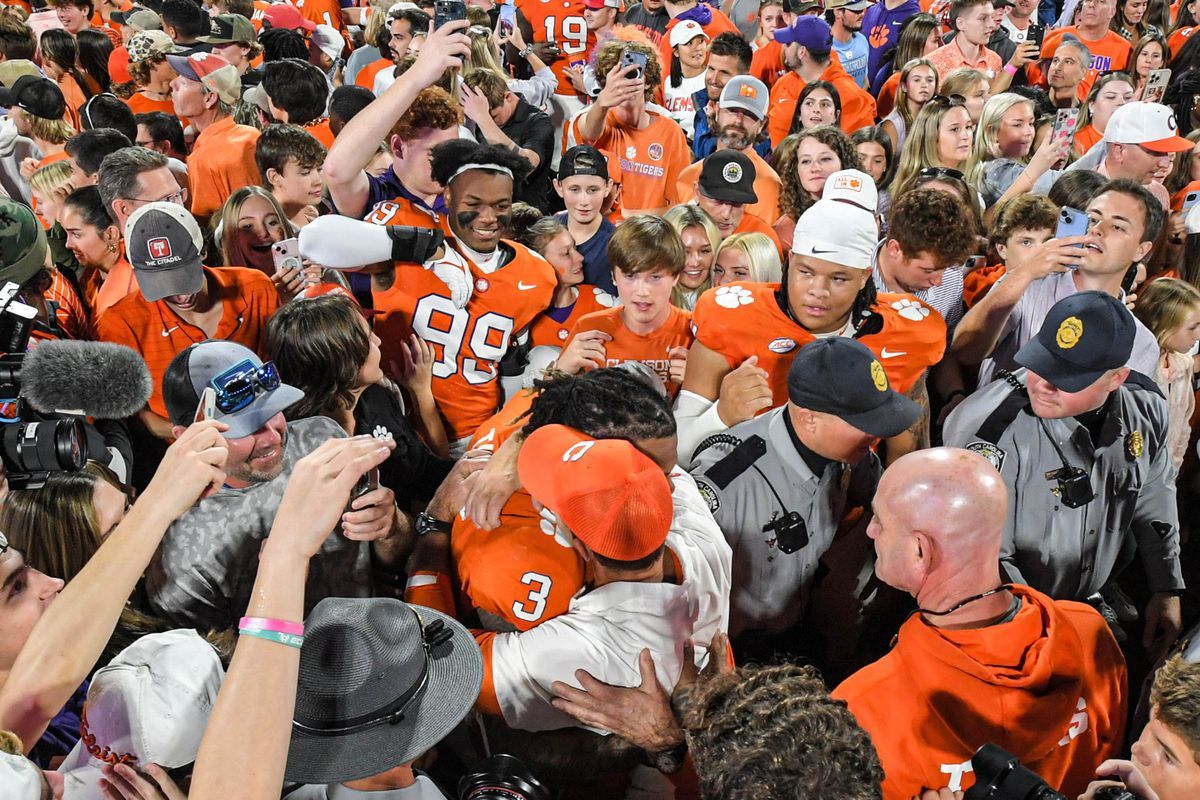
[1,0,1200,795]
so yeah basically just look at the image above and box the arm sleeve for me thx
[508,68,557,110]
[1131,408,1185,593]
[673,391,729,469]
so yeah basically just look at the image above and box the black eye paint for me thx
[496,213,512,231]
[457,211,480,227]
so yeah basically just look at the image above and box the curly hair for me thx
[526,368,676,441]
[988,194,1058,246]
[683,664,883,800]
[389,86,462,142]
[777,126,861,220]
[595,39,663,102]
[430,138,533,188]
[887,188,977,267]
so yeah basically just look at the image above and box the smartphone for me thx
[1183,190,1200,213]
[351,467,380,502]
[1144,68,1171,104]
[964,255,987,271]
[1056,206,1090,248]
[1121,264,1139,295]
[497,2,515,36]
[619,48,648,81]
[434,0,466,31]
[271,238,302,275]
[194,387,216,423]
[1052,107,1081,149]
[1026,23,1044,48]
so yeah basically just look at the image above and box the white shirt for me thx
[285,775,448,800]
[661,71,707,140]
[490,471,731,733]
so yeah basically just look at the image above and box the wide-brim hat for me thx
[284,598,483,784]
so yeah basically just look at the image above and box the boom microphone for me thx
[20,340,152,419]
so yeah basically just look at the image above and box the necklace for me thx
[918,584,1013,617]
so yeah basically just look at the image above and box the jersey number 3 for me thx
[513,571,553,622]
[411,295,515,385]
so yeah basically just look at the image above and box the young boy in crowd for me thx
[254,123,328,230]
[962,194,1059,309]
[554,145,617,294]
[556,214,695,398]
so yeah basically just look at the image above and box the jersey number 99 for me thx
[412,295,516,385]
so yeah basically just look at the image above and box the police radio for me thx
[764,511,809,554]
[1039,418,1095,509]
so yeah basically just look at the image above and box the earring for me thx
[107,241,118,253]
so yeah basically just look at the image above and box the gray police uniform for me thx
[690,406,881,638]
[942,368,1183,600]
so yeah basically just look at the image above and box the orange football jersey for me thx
[563,305,695,397]
[372,242,556,441]
[692,282,945,405]
[516,0,594,96]
[364,197,445,230]
[526,285,617,348]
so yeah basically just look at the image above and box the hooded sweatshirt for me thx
[833,585,1127,800]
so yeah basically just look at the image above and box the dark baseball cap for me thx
[163,340,304,438]
[124,202,206,302]
[774,15,832,49]
[558,144,610,182]
[0,199,48,286]
[697,150,757,205]
[1015,291,1135,393]
[200,13,256,45]
[787,338,920,439]
[0,74,67,121]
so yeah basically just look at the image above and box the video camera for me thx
[458,754,550,800]
[965,744,1140,800]
[0,282,88,491]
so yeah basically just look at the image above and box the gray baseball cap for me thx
[719,75,769,120]
[124,202,205,302]
[163,340,305,438]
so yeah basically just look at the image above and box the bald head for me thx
[869,448,1009,604]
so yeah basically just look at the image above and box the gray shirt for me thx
[145,417,370,630]
[943,369,1182,599]
[977,269,1160,386]
[690,407,880,637]
[872,242,965,330]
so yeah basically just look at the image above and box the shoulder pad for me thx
[1123,369,1165,399]
[701,434,769,490]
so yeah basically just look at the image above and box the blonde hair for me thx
[891,98,967,199]
[214,186,296,268]
[466,26,507,81]
[664,204,719,306]
[28,113,74,144]
[715,232,782,283]
[894,58,938,128]
[30,158,72,199]
[1151,655,1200,763]
[1133,278,1200,352]
[965,93,1034,188]
[939,68,987,106]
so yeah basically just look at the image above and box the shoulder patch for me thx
[695,479,721,514]
[890,298,932,322]
[966,441,1006,471]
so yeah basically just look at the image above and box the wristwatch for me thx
[415,511,452,537]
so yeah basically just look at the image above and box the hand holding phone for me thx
[272,238,302,275]
[1026,23,1044,48]
[497,2,515,36]
[1182,190,1200,214]
[1056,206,1090,250]
[434,0,466,31]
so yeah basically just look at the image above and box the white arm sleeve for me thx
[298,214,394,268]
[674,390,729,469]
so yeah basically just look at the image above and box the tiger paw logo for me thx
[868,25,889,48]
[1056,316,1083,349]
[372,425,394,442]
[714,285,754,309]
[593,287,617,307]
[891,298,931,322]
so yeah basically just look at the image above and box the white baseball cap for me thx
[1103,101,1193,152]
[791,169,879,269]
[669,19,708,48]
[57,630,224,799]
[0,751,45,800]
[311,24,344,62]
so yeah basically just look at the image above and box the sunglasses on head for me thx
[928,94,967,108]
[918,166,965,182]
[208,359,281,415]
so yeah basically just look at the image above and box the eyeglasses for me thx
[917,166,965,182]
[927,94,967,108]
[208,359,281,415]
[120,187,189,207]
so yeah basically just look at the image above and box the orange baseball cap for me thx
[518,424,672,561]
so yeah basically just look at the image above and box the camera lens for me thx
[458,755,550,800]
[1,417,88,475]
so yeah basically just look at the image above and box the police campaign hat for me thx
[1015,290,1135,392]
[697,150,757,205]
[786,338,920,438]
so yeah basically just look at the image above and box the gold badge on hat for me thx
[1056,316,1083,349]
[870,360,887,392]
[1126,430,1144,459]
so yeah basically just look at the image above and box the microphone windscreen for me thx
[21,341,152,419]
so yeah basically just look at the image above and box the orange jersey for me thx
[295,0,346,32]
[675,151,782,226]
[248,0,272,31]
[563,304,695,397]
[516,0,593,96]
[29,268,88,344]
[364,196,444,229]
[372,242,556,441]
[569,108,690,213]
[356,57,391,91]
[187,116,261,219]
[833,586,1126,800]
[526,285,617,348]
[750,39,786,87]
[1033,28,1130,98]
[692,282,945,406]
[1169,25,1198,55]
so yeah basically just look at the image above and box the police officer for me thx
[943,290,1183,658]
[690,336,919,655]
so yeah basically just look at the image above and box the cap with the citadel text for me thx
[124,202,205,302]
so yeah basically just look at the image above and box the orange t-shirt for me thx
[57,74,87,127]
[693,281,945,405]
[1073,123,1103,156]
[300,117,336,149]
[833,586,1127,800]
[372,242,557,441]
[95,267,280,418]
[735,211,785,259]
[750,40,786,87]
[1169,25,1198,55]
[563,304,695,398]
[248,0,272,31]
[1034,27,1131,99]
[569,108,690,214]
[675,149,783,227]
[295,0,346,33]
[516,0,593,97]
[356,58,392,92]
[526,285,617,349]
[187,115,262,219]
[126,92,178,119]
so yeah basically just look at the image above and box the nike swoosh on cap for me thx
[810,247,839,254]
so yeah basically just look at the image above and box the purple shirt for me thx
[863,0,921,81]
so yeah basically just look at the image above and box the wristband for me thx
[238,628,305,648]
[385,225,445,264]
[1004,63,1018,76]
[239,616,305,636]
